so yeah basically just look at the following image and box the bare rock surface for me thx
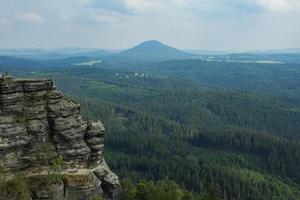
[0,77,121,200]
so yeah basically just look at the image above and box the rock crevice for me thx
[0,77,121,200]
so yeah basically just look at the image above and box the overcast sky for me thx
[0,0,300,50]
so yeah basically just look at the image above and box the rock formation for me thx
[0,76,121,200]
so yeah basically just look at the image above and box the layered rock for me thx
[0,76,121,200]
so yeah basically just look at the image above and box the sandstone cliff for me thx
[0,76,121,200]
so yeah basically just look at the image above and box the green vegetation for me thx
[49,157,66,184]
[90,196,104,200]
[1,58,300,199]
[145,60,300,102]
[15,172,31,200]
[0,172,31,200]
[0,155,66,199]
[122,179,199,200]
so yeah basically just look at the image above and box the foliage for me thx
[48,157,65,184]
[122,179,198,200]
[2,59,300,199]
[50,157,66,171]
[90,196,104,200]
[0,172,31,200]
[15,172,30,199]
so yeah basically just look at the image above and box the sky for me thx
[0,0,300,50]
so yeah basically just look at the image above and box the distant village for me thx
[115,72,148,79]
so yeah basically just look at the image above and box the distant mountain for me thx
[0,56,45,72]
[47,48,116,58]
[0,48,61,60]
[250,48,300,54]
[111,40,195,62]
[0,56,96,71]
[185,49,234,55]
[199,52,300,63]
[0,48,115,60]
[186,48,300,55]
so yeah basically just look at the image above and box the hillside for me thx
[1,55,300,200]
[0,48,114,60]
[107,40,194,63]
[5,63,298,199]
[145,59,300,102]
[2,0,300,199]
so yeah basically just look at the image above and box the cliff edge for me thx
[0,76,121,200]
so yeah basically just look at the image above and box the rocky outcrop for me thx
[0,76,121,200]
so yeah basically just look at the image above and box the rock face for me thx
[0,77,121,200]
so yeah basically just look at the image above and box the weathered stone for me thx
[0,80,23,94]
[22,79,53,92]
[0,77,121,200]
[64,172,104,200]
[94,159,122,200]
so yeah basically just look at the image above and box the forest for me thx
[1,58,300,200]
[2,0,300,199]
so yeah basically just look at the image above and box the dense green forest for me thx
[145,60,300,102]
[1,58,300,199]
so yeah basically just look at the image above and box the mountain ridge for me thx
[110,40,195,62]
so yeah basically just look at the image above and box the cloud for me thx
[16,13,44,24]
[0,10,10,26]
[92,10,123,24]
[56,5,129,25]
[0,0,299,49]
[117,0,263,17]
[256,0,300,11]
[119,0,300,16]
[0,18,10,26]
[91,0,130,14]
[123,0,165,13]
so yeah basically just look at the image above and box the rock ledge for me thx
[0,77,121,200]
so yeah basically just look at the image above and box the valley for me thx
[1,41,300,199]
